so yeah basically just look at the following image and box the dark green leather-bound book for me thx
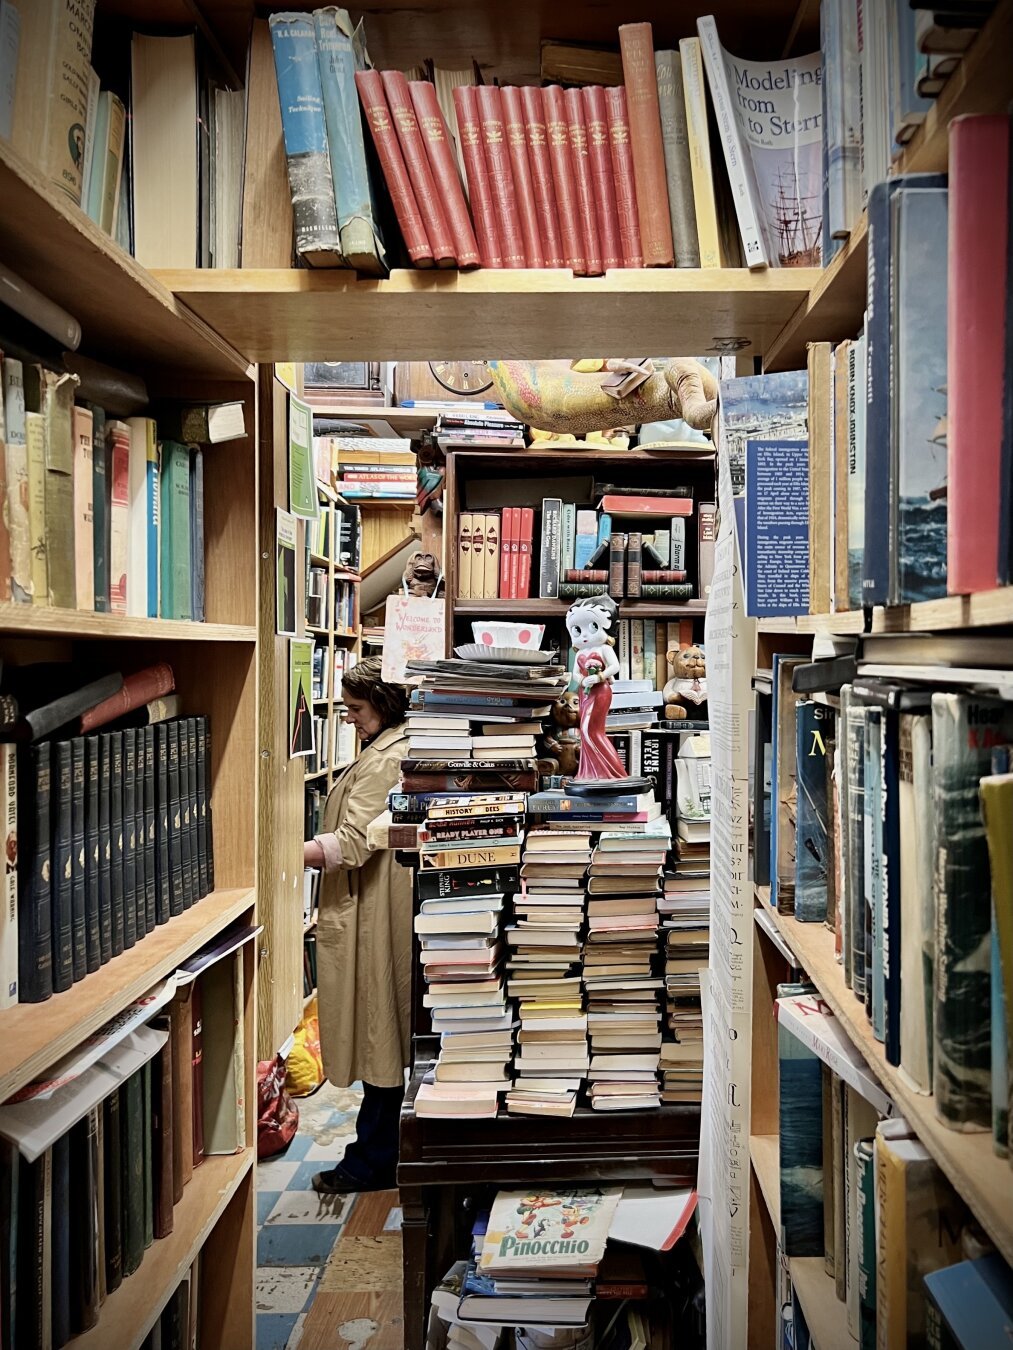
[53,740,76,989]
[122,729,140,944]
[84,736,104,967]
[71,738,97,974]
[103,1088,123,1293]
[159,442,192,621]
[110,732,130,950]
[154,724,171,924]
[91,404,109,612]
[195,718,209,898]
[16,1149,49,1350]
[121,1069,144,1277]
[19,742,53,1002]
[143,727,156,932]
[142,1060,153,1250]
[185,719,199,906]
[160,1277,188,1350]
[166,723,184,917]
[176,721,194,910]
[0,1138,18,1348]
[51,1131,71,1348]
[69,1107,100,1333]
[203,718,214,893]
[152,1027,174,1238]
[98,733,115,958]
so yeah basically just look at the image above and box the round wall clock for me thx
[427,360,494,397]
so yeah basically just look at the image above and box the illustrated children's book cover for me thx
[478,1188,622,1273]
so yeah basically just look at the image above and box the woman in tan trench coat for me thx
[302,657,412,1194]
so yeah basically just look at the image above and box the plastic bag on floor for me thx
[257,1054,299,1159]
[286,1003,325,1098]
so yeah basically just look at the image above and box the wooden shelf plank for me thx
[453,598,709,619]
[749,1133,781,1228]
[754,897,1013,1266]
[0,887,255,1102]
[0,605,256,643]
[309,404,440,436]
[339,497,416,510]
[157,266,817,364]
[756,584,1013,635]
[72,1149,253,1350]
[0,141,247,381]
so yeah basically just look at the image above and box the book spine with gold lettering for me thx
[380,70,456,266]
[542,85,586,274]
[519,86,564,268]
[501,85,544,268]
[409,80,480,269]
[581,85,622,271]
[564,87,602,275]
[605,87,643,268]
[476,85,525,269]
[619,22,675,267]
[354,69,434,267]
[453,85,502,268]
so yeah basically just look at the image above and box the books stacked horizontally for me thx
[506,828,593,1118]
[659,854,709,1106]
[320,437,417,502]
[585,818,668,1112]
[415,793,527,1119]
[436,412,524,451]
[605,680,663,734]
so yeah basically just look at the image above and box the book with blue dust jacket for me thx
[794,701,835,922]
[716,368,808,499]
[745,437,810,618]
[924,1254,1013,1350]
[777,982,824,1257]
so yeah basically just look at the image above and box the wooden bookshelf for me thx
[757,584,1013,635]
[0,606,256,643]
[454,598,710,620]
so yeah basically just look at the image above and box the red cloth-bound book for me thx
[564,87,603,275]
[541,84,586,275]
[581,85,622,272]
[519,86,564,268]
[79,663,175,733]
[475,85,526,268]
[618,22,675,267]
[453,86,502,268]
[354,69,434,267]
[380,70,456,266]
[605,86,643,268]
[947,113,1011,594]
[500,506,516,598]
[408,80,480,269]
[517,507,535,596]
[501,85,545,268]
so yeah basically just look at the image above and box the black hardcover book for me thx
[416,865,520,901]
[84,736,105,967]
[174,722,194,911]
[195,717,209,897]
[791,655,860,695]
[204,717,214,893]
[98,733,116,958]
[160,1279,188,1350]
[72,738,97,974]
[752,683,774,888]
[103,1087,123,1294]
[18,742,53,1002]
[166,723,184,917]
[151,1026,174,1239]
[51,1130,71,1348]
[20,672,122,744]
[121,1067,145,1277]
[881,709,902,1069]
[53,740,76,990]
[142,1059,153,1249]
[0,1139,17,1349]
[143,726,156,933]
[154,724,172,924]
[185,719,199,902]
[110,732,131,950]
[122,729,139,945]
[69,1108,100,1334]
[16,1150,47,1350]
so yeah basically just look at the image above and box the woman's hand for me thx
[304,838,325,869]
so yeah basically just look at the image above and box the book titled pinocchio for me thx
[478,1187,622,1272]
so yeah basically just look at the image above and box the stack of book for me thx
[659,856,710,1106]
[319,437,417,502]
[605,680,664,734]
[506,828,593,1117]
[435,412,524,450]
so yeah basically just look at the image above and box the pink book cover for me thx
[108,420,130,615]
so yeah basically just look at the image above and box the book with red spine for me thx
[605,86,644,268]
[517,507,535,597]
[500,506,516,598]
[581,85,622,271]
[618,22,675,267]
[519,86,564,268]
[564,87,602,275]
[408,79,481,269]
[475,85,525,268]
[452,86,502,268]
[541,85,586,274]
[79,663,176,734]
[600,494,692,517]
[947,113,1011,594]
[354,69,434,266]
[380,70,456,265]
[500,85,545,268]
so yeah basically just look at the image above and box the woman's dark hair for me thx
[341,655,409,729]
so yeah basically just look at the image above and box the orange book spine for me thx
[501,85,544,268]
[581,85,622,271]
[541,85,586,274]
[518,85,564,268]
[605,85,644,268]
[453,85,502,268]
[354,69,434,266]
[618,22,675,266]
[380,70,456,265]
[564,87,602,275]
[475,85,525,268]
[408,80,480,268]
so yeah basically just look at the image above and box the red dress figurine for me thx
[565,594,626,781]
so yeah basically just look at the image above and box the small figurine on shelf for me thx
[663,643,707,722]
[541,691,581,777]
[564,592,627,781]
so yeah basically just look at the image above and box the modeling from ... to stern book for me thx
[564,592,627,782]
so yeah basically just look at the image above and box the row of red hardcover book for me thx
[354,70,650,273]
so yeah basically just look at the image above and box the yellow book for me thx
[25,412,48,607]
[457,512,473,600]
[419,843,522,870]
[678,37,722,269]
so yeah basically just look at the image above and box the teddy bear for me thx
[540,690,581,777]
[663,644,707,721]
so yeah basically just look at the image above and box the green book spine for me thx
[103,1088,122,1294]
[142,1060,153,1250]
[69,1108,100,1333]
[854,1138,876,1350]
[120,1069,144,1277]
[159,443,191,621]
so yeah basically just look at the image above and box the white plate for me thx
[454,644,556,664]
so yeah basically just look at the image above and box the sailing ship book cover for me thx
[893,186,949,604]
[717,369,808,498]
[794,700,835,922]
[776,982,824,1258]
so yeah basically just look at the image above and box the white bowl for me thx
[471,620,545,650]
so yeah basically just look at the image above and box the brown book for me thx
[79,662,175,733]
[24,364,75,608]
[619,23,675,267]
[241,19,294,267]
[609,532,626,599]
[564,87,602,275]
[152,1026,174,1239]
[501,86,545,268]
[408,80,480,269]
[540,41,624,87]
[626,531,643,597]
[519,86,564,268]
[541,85,586,274]
[354,70,434,267]
[475,85,525,269]
[380,71,456,266]
[453,86,502,267]
[170,988,194,1198]
[605,86,644,268]
[581,86,623,272]
[191,978,205,1169]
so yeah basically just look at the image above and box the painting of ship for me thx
[771,165,823,267]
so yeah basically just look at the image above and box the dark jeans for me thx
[339,1081,404,1184]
